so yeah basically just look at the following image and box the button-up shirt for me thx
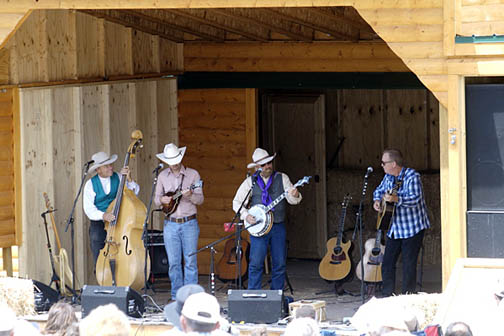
[373,167,430,239]
[83,173,140,221]
[232,172,302,222]
[154,165,204,218]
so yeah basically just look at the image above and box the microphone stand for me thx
[65,161,92,303]
[354,168,371,305]
[142,166,162,297]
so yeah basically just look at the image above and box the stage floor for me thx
[145,258,442,322]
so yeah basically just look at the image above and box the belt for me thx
[169,214,197,223]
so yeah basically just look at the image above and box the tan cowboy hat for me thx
[89,152,118,173]
[247,148,276,169]
[156,143,186,165]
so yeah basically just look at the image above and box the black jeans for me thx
[89,220,107,265]
[381,229,425,296]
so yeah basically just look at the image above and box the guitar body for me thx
[319,238,352,281]
[217,238,250,282]
[376,200,395,231]
[161,191,181,215]
[55,248,78,293]
[356,238,385,282]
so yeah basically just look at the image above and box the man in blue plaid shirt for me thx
[373,149,430,297]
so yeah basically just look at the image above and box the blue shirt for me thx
[373,167,430,239]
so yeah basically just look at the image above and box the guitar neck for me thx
[336,208,347,246]
[375,230,383,248]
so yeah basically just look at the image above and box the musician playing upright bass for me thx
[372,148,430,297]
[232,148,302,290]
[154,143,204,299]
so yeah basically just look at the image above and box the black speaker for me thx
[227,289,284,323]
[81,285,144,318]
[147,230,169,276]
[33,280,59,312]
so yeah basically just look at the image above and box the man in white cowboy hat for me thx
[232,148,302,290]
[154,143,204,299]
[83,151,140,266]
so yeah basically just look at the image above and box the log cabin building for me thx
[0,0,500,291]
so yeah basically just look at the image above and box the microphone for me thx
[85,160,94,166]
[365,166,373,178]
[152,163,164,173]
[41,209,57,217]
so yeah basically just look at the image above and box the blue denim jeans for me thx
[89,220,107,266]
[163,218,200,297]
[248,222,286,290]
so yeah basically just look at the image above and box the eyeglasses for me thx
[260,162,272,167]
[381,160,394,166]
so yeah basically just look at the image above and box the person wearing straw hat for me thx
[232,148,302,290]
[83,151,140,266]
[154,143,204,299]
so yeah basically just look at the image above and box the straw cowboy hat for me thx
[247,148,277,169]
[157,143,186,166]
[89,152,118,173]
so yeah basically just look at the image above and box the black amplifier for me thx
[81,285,144,318]
[227,289,284,323]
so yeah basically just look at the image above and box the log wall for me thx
[178,88,256,274]
[0,9,182,85]
[18,78,177,285]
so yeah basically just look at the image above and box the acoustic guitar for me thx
[161,180,204,215]
[376,182,402,231]
[216,235,250,282]
[42,193,77,296]
[318,195,352,281]
[356,229,385,282]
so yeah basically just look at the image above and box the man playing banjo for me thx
[233,148,302,290]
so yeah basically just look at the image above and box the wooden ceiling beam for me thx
[165,9,269,42]
[261,8,356,41]
[82,10,184,43]
[306,7,370,31]
[208,8,312,42]
[125,10,224,42]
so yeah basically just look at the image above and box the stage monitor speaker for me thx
[81,285,144,318]
[228,289,284,323]
[33,280,59,312]
[149,246,168,276]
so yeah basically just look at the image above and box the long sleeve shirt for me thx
[232,172,302,222]
[373,167,430,239]
[83,173,140,221]
[154,165,204,218]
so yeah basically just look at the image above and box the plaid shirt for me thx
[373,167,430,239]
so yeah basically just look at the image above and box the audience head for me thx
[43,302,77,335]
[250,325,267,336]
[284,317,320,336]
[295,305,316,320]
[11,319,41,336]
[180,292,221,333]
[79,304,130,336]
[164,284,205,329]
[445,321,473,336]
[0,305,16,336]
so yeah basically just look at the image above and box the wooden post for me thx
[2,247,12,276]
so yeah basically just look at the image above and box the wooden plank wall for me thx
[460,0,504,37]
[0,88,20,248]
[0,9,182,86]
[335,89,440,171]
[18,78,177,285]
[178,88,255,274]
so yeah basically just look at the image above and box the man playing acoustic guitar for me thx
[154,143,204,299]
[372,149,430,297]
[233,148,302,290]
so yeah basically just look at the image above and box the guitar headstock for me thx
[127,130,144,158]
[43,192,53,211]
[342,194,352,209]
[191,180,204,190]
[293,176,312,188]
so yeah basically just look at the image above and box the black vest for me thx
[250,173,286,223]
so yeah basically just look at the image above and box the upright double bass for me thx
[96,130,150,291]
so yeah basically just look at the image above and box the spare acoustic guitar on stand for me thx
[318,194,352,281]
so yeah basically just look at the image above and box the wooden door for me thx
[263,94,326,258]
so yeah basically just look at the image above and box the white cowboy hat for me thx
[156,143,186,165]
[89,152,118,173]
[247,148,276,169]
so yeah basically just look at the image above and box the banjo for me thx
[246,176,311,237]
